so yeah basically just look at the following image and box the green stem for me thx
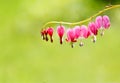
[42,4,120,29]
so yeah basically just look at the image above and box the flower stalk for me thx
[40,4,120,48]
[42,4,120,29]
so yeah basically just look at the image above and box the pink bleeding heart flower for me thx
[78,25,90,46]
[41,29,48,41]
[95,16,103,29]
[102,15,110,29]
[66,28,76,42]
[73,26,81,39]
[88,22,98,43]
[95,15,110,29]
[95,15,111,36]
[66,28,77,48]
[57,25,65,44]
[80,25,90,38]
[47,27,54,42]
[88,22,98,36]
[41,29,45,40]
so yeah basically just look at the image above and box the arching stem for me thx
[42,4,120,29]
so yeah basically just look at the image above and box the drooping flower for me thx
[47,27,54,42]
[95,16,103,29]
[102,15,110,29]
[66,29,76,42]
[73,26,81,39]
[95,15,111,36]
[57,25,65,44]
[41,29,48,41]
[65,25,90,47]
[66,28,76,48]
[88,22,98,36]
[88,22,98,43]
[79,25,90,46]
[41,29,45,40]
[80,25,90,39]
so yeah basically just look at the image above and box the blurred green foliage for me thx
[0,0,120,83]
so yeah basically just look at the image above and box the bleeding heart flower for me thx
[88,22,98,36]
[95,16,103,29]
[41,29,45,40]
[95,15,111,36]
[66,28,77,48]
[78,25,90,46]
[102,15,111,29]
[88,22,98,43]
[47,27,54,42]
[73,26,81,39]
[80,25,91,38]
[57,25,65,44]
[41,29,48,41]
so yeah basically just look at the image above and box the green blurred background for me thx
[0,0,120,83]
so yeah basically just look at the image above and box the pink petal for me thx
[66,29,76,42]
[95,16,103,29]
[102,15,111,29]
[57,25,65,38]
[88,22,98,35]
[47,27,54,42]
[73,26,81,39]
[47,27,54,36]
[57,25,65,44]
[80,25,90,38]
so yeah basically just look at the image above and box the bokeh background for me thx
[0,0,120,83]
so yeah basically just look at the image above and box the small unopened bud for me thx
[57,25,65,44]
